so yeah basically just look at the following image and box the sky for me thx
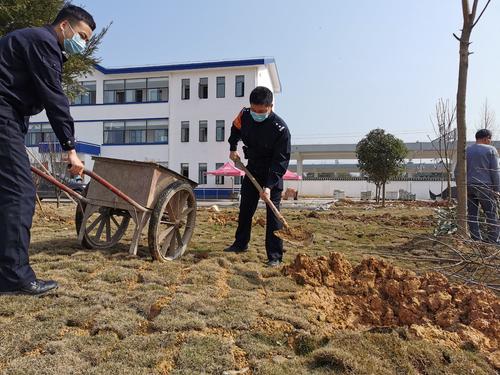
[79,0,500,144]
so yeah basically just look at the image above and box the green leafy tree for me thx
[0,0,110,100]
[356,129,408,206]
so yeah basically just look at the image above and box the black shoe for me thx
[224,244,248,253]
[266,260,282,268]
[2,279,59,296]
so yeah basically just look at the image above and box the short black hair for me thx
[52,5,96,31]
[250,86,273,106]
[475,129,492,140]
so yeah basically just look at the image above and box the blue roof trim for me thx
[94,58,276,75]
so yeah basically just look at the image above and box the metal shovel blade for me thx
[274,225,314,247]
[233,157,314,247]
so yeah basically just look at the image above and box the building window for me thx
[104,79,125,104]
[25,123,56,146]
[181,79,190,100]
[125,120,147,143]
[181,121,190,142]
[234,176,242,185]
[147,119,169,143]
[103,121,125,144]
[235,75,245,97]
[198,77,208,99]
[72,81,96,105]
[125,79,147,103]
[199,120,208,142]
[180,163,189,178]
[104,77,169,104]
[216,120,225,142]
[25,124,42,146]
[103,119,169,145]
[215,162,224,185]
[199,163,207,185]
[216,76,225,98]
[147,77,169,102]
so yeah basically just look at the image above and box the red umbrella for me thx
[206,162,245,177]
[283,170,302,180]
[206,162,245,194]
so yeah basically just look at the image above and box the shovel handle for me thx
[233,157,289,228]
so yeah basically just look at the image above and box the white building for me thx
[28,58,281,197]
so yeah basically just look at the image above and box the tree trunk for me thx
[382,183,386,207]
[447,168,452,204]
[456,10,473,236]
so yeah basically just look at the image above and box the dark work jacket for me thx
[0,25,75,150]
[228,107,291,189]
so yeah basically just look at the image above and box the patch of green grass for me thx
[172,335,235,374]
[236,332,294,361]
[307,331,496,375]
[206,296,260,330]
[259,304,315,331]
[88,306,147,339]
[0,203,494,374]
[105,333,176,369]
[2,353,90,375]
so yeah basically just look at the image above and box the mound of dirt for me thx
[284,252,500,364]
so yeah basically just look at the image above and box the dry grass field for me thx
[0,201,498,374]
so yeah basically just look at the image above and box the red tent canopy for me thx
[207,164,301,180]
[206,162,245,177]
[283,170,302,180]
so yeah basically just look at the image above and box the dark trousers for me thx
[233,171,283,261]
[0,118,36,291]
[467,185,499,243]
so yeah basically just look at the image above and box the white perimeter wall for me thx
[284,180,453,200]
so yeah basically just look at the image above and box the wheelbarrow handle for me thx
[30,166,90,204]
[68,164,148,213]
[233,157,289,228]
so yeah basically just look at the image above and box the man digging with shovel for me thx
[224,86,291,267]
[0,5,94,295]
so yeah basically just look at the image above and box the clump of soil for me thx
[284,252,500,364]
[207,212,267,227]
[274,226,314,247]
[207,212,238,226]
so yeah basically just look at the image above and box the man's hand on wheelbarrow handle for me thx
[66,150,84,176]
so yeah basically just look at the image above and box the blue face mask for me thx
[250,110,269,123]
[63,24,86,55]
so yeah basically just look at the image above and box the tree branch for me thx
[472,0,492,28]
[470,0,479,20]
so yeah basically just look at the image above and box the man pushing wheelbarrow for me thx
[0,5,96,295]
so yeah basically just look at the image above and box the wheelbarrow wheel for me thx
[75,185,131,250]
[148,181,196,261]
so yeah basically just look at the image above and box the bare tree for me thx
[477,99,497,136]
[454,0,492,236]
[429,99,457,203]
